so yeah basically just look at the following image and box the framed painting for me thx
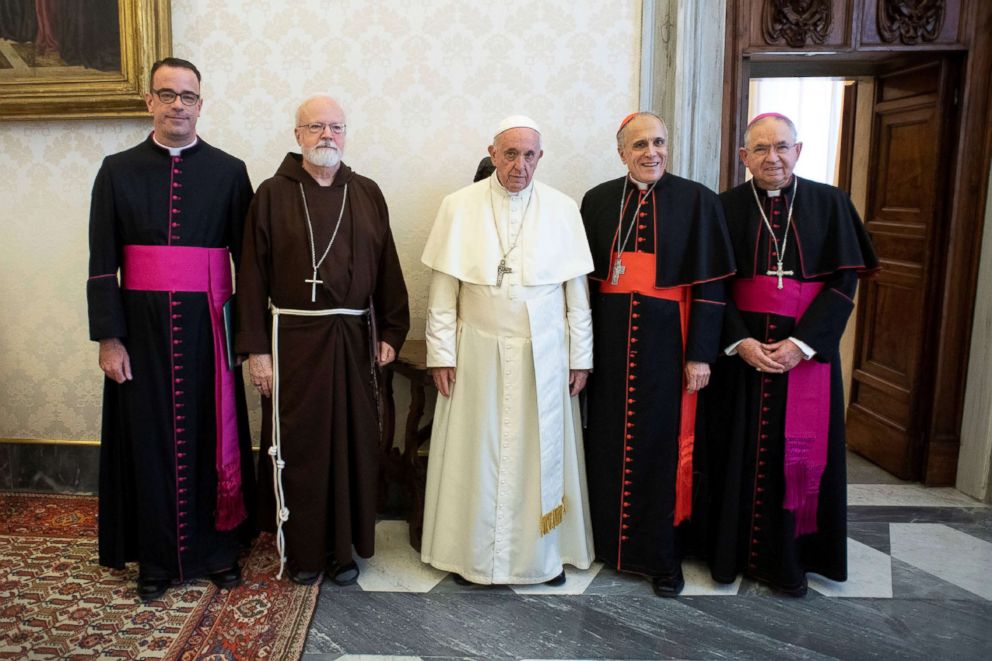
[0,0,171,120]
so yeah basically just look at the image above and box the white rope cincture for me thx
[268,302,369,579]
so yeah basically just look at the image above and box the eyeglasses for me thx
[749,142,798,156]
[297,122,347,135]
[151,88,200,106]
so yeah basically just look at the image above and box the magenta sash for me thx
[732,275,830,537]
[122,244,246,531]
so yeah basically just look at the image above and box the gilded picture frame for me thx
[0,0,171,121]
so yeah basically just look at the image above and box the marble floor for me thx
[302,453,992,660]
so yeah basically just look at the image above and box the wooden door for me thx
[846,59,956,480]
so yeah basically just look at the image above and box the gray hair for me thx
[743,115,798,149]
[616,112,668,149]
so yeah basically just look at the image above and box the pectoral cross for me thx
[305,269,323,302]
[496,258,513,287]
[767,261,794,289]
[610,257,626,285]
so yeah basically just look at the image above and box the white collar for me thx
[629,175,659,191]
[153,134,198,156]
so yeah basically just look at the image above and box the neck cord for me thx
[300,181,348,276]
[749,176,797,269]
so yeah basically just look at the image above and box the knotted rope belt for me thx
[267,303,370,578]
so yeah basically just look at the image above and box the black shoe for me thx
[289,568,321,586]
[776,576,808,598]
[652,571,685,598]
[452,573,475,586]
[208,564,241,590]
[327,560,359,587]
[136,576,170,601]
[545,570,566,586]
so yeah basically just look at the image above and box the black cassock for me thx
[581,173,734,578]
[707,176,878,591]
[87,135,256,581]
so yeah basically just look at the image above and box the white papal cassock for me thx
[420,171,595,584]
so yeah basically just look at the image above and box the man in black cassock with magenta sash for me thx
[87,58,255,601]
[707,113,878,596]
[581,112,735,597]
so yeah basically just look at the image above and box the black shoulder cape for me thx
[719,176,879,279]
[581,173,735,287]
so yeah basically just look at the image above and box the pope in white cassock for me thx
[420,116,595,585]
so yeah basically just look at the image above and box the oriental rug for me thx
[0,492,319,660]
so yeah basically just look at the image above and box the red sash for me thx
[122,244,246,531]
[732,275,829,536]
[600,251,696,525]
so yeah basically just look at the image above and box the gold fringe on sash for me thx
[539,496,567,536]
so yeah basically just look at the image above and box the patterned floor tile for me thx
[808,537,892,598]
[681,558,741,596]
[846,521,891,554]
[889,557,988,601]
[356,521,447,593]
[890,523,992,600]
[848,484,986,507]
[509,561,603,595]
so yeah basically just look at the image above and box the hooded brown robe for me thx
[236,153,409,572]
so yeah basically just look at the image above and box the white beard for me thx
[303,144,341,168]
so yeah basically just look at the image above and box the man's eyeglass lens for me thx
[300,123,347,135]
[154,89,199,106]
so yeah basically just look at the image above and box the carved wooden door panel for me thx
[846,58,955,480]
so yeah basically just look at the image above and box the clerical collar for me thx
[628,175,660,191]
[756,177,794,198]
[152,134,198,156]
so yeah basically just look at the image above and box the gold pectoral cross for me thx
[610,257,626,285]
[496,258,513,287]
[305,269,323,302]
[767,262,794,289]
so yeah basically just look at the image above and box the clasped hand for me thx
[736,337,804,373]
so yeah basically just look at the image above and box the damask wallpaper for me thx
[0,0,642,441]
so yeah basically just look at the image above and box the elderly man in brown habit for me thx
[236,95,409,586]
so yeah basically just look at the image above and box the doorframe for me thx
[717,0,992,489]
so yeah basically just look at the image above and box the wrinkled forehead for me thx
[298,99,346,125]
[623,116,666,146]
[493,127,541,152]
[748,118,795,144]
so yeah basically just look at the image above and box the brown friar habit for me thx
[236,154,409,572]
[707,176,878,593]
[581,173,735,579]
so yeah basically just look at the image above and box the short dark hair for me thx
[149,57,201,89]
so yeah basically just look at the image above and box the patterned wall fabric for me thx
[0,0,641,441]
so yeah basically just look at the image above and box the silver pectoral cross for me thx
[766,261,794,289]
[610,257,626,285]
[305,269,323,302]
[496,258,513,287]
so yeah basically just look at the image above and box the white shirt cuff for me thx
[790,336,816,359]
[725,339,745,356]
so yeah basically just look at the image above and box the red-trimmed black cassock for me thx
[707,175,878,594]
[581,173,735,580]
[87,135,256,582]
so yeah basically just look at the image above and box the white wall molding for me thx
[640,0,726,190]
